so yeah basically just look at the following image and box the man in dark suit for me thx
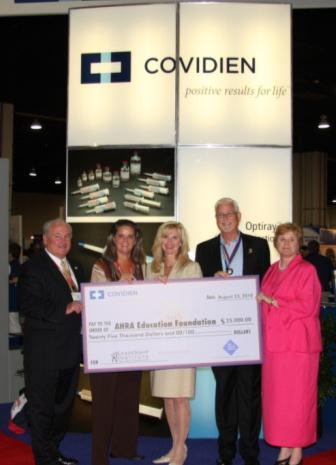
[195,198,270,465]
[19,219,84,465]
[305,239,334,292]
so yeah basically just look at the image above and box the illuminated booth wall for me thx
[67,2,291,438]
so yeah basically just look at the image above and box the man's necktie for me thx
[60,259,78,291]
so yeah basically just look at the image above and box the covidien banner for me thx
[68,2,291,147]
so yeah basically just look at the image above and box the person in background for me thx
[19,219,83,465]
[195,197,270,465]
[9,241,22,284]
[90,220,145,465]
[325,247,336,269]
[258,223,322,465]
[305,240,334,292]
[24,236,44,259]
[9,241,23,333]
[299,244,309,258]
[147,221,202,465]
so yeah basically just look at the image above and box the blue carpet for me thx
[1,403,335,465]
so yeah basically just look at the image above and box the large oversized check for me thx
[82,276,262,373]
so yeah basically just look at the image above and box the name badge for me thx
[72,292,81,301]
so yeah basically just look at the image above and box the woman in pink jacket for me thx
[258,223,322,465]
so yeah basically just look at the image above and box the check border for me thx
[82,276,262,373]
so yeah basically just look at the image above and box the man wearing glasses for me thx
[195,197,270,465]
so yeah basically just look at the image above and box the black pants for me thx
[212,364,261,463]
[25,364,79,465]
[90,371,142,465]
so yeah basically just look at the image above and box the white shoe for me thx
[153,455,171,464]
[168,444,188,465]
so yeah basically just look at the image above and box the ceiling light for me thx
[318,114,330,129]
[30,119,42,130]
[54,177,62,185]
[332,198,336,204]
[29,167,37,177]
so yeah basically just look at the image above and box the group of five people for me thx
[19,197,322,465]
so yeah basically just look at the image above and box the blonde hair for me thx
[151,221,191,273]
[273,222,303,249]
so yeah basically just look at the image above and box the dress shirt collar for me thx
[220,232,241,247]
[45,248,67,268]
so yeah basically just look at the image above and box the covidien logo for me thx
[81,50,255,85]
[89,290,105,300]
[81,52,131,84]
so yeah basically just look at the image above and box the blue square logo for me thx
[81,51,131,84]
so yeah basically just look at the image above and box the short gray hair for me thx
[43,218,72,236]
[215,197,240,214]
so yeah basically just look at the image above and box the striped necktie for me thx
[60,259,78,291]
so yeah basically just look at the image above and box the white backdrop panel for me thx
[177,147,292,262]
[68,4,176,146]
[178,2,291,146]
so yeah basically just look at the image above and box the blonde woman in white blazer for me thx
[146,221,202,465]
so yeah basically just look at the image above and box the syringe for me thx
[78,242,105,254]
[144,172,172,182]
[71,183,100,195]
[124,194,161,208]
[123,201,149,214]
[138,184,169,195]
[125,188,155,199]
[79,196,109,208]
[81,188,109,200]
[86,201,116,214]
[138,177,166,187]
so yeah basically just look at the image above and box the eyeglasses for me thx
[216,212,237,220]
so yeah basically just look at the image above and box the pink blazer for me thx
[261,254,322,353]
